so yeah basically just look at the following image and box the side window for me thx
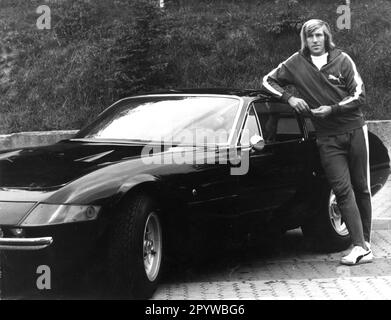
[254,102,303,143]
[239,105,261,146]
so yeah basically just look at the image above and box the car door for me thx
[163,142,241,249]
[236,101,312,222]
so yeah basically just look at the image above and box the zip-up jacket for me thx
[262,48,366,137]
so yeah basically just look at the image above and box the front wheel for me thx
[108,194,163,299]
[302,187,351,252]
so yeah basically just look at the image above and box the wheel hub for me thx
[328,192,349,236]
[143,212,162,282]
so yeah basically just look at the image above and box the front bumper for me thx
[0,236,53,250]
[0,222,103,298]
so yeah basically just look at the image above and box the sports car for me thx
[0,89,389,299]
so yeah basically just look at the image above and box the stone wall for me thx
[0,130,78,150]
[0,121,390,153]
[367,121,391,156]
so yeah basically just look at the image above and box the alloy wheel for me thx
[143,212,162,282]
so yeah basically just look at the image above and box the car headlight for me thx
[20,204,100,226]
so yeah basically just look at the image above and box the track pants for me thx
[316,125,372,245]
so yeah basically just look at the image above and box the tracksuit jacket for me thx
[262,48,366,137]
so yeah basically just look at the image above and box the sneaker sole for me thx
[340,257,374,266]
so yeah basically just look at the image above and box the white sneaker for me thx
[341,246,373,265]
[365,241,374,260]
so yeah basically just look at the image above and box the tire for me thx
[108,194,163,299]
[301,185,351,252]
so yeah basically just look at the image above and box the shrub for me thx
[53,0,105,45]
[0,0,390,134]
[110,0,175,97]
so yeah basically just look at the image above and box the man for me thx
[262,19,372,265]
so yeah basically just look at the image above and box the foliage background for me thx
[0,0,390,133]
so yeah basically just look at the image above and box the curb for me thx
[372,218,391,231]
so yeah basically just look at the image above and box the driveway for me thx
[153,178,391,300]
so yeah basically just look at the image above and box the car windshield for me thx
[76,96,240,145]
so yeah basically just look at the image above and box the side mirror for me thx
[250,135,265,151]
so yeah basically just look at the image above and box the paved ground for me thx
[152,177,391,300]
[153,229,391,300]
[372,176,391,228]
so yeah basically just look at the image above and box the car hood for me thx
[0,141,153,190]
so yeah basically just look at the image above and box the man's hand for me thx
[311,105,332,118]
[287,96,311,114]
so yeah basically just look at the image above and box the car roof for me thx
[139,88,275,99]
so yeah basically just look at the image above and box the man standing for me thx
[262,19,372,265]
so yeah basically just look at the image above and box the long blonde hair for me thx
[300,19,336,51]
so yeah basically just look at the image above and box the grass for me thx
[0,0,390,133]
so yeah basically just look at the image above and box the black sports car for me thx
[0,89,389,299]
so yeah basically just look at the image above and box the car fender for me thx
[116,174,162,203]
[118,174,160,193]
[112,174,188,238]
[115,174,181,213]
